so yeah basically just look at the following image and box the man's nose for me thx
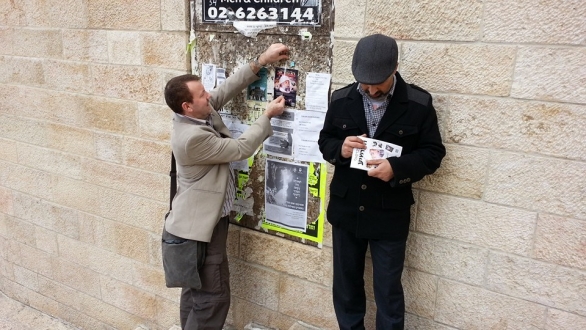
[366,86,378,95]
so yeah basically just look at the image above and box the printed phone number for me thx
[205,6,316,23]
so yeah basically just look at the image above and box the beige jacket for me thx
[165,65,273,242]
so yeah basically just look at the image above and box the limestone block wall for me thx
[0,0,585,330]
[332,0,586,329]
[0,0,191,329]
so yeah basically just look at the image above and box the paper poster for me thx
[245,100,266,124]
[233,21,277,38]
[293,110,326,163]
[305,72,331,112]
[350,137,402,171]
[264,159,308,232]
[220,113,253,171]
[202,1,322,26]
[216,67,226,86]
[228,123,252,171]
[247,68,269,101]
[263,110,295,158]
[274,68,298,107]
[201,63,216,91]
[232,158,256,222]
[262,162,326,244]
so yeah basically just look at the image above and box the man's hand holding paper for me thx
[341,134,367,158]
[366,158,394,182]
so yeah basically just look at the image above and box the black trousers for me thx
[180,216,230,330]
[332,225,407,330]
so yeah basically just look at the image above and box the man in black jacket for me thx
[318,34,445,330]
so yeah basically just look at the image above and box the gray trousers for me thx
[180,216,230,330]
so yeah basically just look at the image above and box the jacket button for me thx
[359,206,364,211]
[406,178,411,183]
[398,130,404,135]
[361,184,367,190]
[342,124,347,129]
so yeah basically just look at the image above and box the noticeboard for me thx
[202,0,321,26]
[192,1,333,247]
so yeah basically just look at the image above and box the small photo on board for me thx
[274,68,298,107]
[247,68,269,101]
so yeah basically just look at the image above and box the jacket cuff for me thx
[388,157,411,187]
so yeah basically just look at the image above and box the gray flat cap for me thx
[352,34,398,85]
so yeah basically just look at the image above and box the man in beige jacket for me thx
[164,43,289,329]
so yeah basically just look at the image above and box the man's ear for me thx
[181,102,190,115]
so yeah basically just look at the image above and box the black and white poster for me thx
[263,110,295,158]
[265,159,308,231]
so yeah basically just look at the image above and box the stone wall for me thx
[1,0,585,329]
[0,0,190,329]
[331,0,585,329]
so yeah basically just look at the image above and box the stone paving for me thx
[0,292,321,330]
[0,292,80,330]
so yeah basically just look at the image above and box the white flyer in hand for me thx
[350,137,402,171]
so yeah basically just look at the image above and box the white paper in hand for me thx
[350,137,402,171]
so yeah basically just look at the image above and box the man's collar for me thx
[176,113,208,125]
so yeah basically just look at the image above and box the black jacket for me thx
[318,73,445,240]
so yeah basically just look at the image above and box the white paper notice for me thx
[220,113,238,129]
[201,63,216,91]
[294,110,326,163]
[216,67,226,86]
[220,113,252,171]
[233,21,277,38]
[265,159,309,232]
[227,121,251,171]
[305,72,331,112]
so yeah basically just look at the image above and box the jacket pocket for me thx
[389,124,418,138]
[333,118,359,131]
[330,180,348,198]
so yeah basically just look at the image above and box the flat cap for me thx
[352,34,398,85]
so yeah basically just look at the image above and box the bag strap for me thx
[168,152,177,211]
[167,150,215,212]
